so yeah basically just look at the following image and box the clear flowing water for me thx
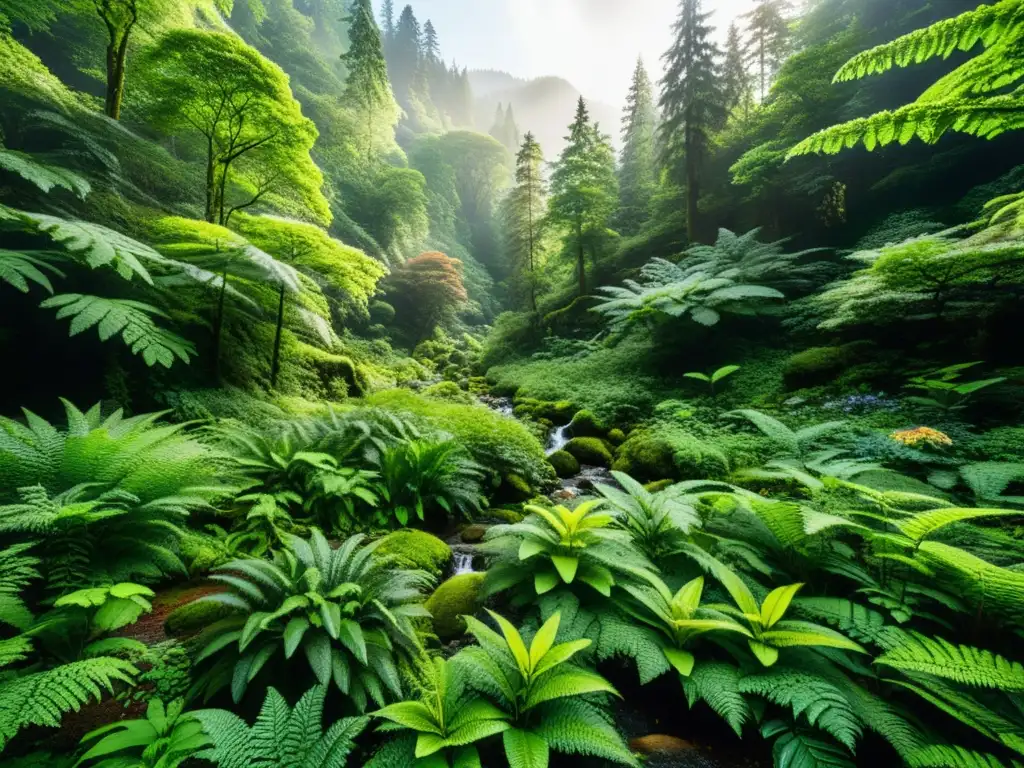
[452,551,475,574]
[546,423,571,455]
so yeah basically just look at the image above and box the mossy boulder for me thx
[425,572,486,640]
[422,381,475,405]
[369,300,396,325]
[548,449,580,478]
[165,598,238,637]
[460,524,488,543]
[374,530,452,579]
[513,398,575,423]
[613,427,728,482]
[502,472,533,500]
[489,507,525,524]
[607,428,627,446]
[783,346,851,390]
[568,409,605,438]
[564,437,614,467]
[643,479,674,493]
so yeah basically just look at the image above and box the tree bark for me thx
[99,0,137,120]
[270,283,286,388]
[576,215,586,297]
[205,137,216,223]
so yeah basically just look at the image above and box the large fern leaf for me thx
[906,744,1024,768]
[683,662,751,736]
[740,669,862,749]
[0,250,64,294]
[877,632,1024,691]
[917,541,1024,624]
[794,598,904,650]
[762,720,855,768]
[40,294,195,368]
[0,657,137,749]
[532,699,639,766]
[0,149,91,199]
[832,0,1024,82]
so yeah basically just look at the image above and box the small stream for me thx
[546,423,571,455]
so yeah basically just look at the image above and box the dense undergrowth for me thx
[3,0,1024,767]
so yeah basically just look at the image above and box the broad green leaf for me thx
[503,728,549,768]
[749,640,780,667]
[529,613,561,671]
[487,610,531,675]
[663,647,696,677]
[760,583,804,628]
[550,555,579,584]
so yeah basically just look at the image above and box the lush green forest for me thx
[2,0,1024,766]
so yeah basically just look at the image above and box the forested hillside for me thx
[2,0,1024,767]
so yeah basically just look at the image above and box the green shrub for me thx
[424,572,486,640]
[783,346,850,390]
[374,530,452,579]
[502,472,533,500]
[548,450,581,478]
[613,425,729,482]
[369,300,396,325]
[569,409,606,437]
[970,427,1024,462]
[365,390,554,487]
[422,381,476,405]
[565,437,614,467]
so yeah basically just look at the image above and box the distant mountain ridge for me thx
[468,70,621,159]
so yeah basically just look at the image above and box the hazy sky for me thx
[377,1,752,108]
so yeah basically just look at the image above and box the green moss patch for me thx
[548,449,581,478]
[425,572,486,640]
[375,530,452,579]
[565,437,614,467]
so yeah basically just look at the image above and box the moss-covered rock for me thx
[165,598,238,637]
[783,346,850,390]
[460,524,488,543]
[374,530,452,579]
[503,472,533,500]
[613,427,728,482]
[489,507,525,524]
[548,449,580,478]
[569,409,605,438]
[513,398,575,423]
[643,479,674,493]
[565,437,614,467]
[369,300,396,325]
[607,428,627,446]
[425,572,486,640]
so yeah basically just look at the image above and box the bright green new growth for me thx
[684,364,741,396]
[76,699,210,768]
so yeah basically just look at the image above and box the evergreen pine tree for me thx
[503,132,546,312]
[503,104,521,153]
[490,102,507,143]
[722,22,754,117]
[659,0,726,243]
[742,0,792,101]
[617,56,658,235]
[422,19,439,62]
[550,98,619,297]
[342,0,393,161]
[457,66,475,128]
[380,0,395,44]
[391,4,421,107]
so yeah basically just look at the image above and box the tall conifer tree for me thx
[550,98,618,297]
[503,104,521,153]
[391,4,421,105]
[617,56,658,235]
[380,0,395,44]
[659,0,726,243]
[722,22,754,116]
[503,132,547,312]
[742,0,792,101]
[342,0,392,161]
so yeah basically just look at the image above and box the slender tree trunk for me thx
[217,158,234,226]
[576,215,586,297]
[213,266,228,382]
[685,124,699,244]
[527,165,537,314]
[205,138,216,223]
[270,284,285,388]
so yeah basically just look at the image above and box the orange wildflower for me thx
[889,427,953,448]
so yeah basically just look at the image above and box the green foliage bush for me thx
[424,572,486,640]
[564,437,614,467]
[548,450,581,478]
[366,389,554,487]
[374,529,453,579]
[569,409,606,437]
[422,381,475,404]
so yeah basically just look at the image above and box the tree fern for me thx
[877,632,1024,691]
[740,669,863,749]
[0,149,91,199]
[917,541,1024,624]
[40,294,195,368]
[961,463,1024,507]
[683,662,751,736]
[194,685,368,768]
[0,657,137,749]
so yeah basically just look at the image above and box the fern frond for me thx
[762,720,855,768]
[532,699,639,766]
[0,657,137,749]
[906,744,1023,768]
[917,541,1024,624]
[40,294,195,368]
[877,633,1024,691]
[0,250,63,294]
[833,0,1024,82]
[0,149,91,199]
[741,669,862,749]
[684,662,751,736]
[795,598,904,650]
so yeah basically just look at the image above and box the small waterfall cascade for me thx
[546,424,571,455]
[452,551,476,574]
